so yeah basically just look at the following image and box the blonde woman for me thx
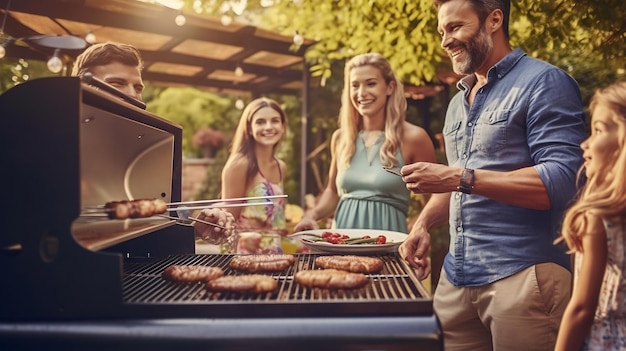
[294,53,436,233]
[556,81,626,351]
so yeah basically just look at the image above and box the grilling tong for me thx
[81,195,287,230]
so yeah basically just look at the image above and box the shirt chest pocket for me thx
[443,120,463,164]
[472,109,509,155]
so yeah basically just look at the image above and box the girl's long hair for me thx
[558,81,626,252]
[227,97,286,180]
[335,53,406,169]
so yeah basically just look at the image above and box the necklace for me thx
[360,130,383,165]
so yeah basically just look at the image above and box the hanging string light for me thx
[175,11,186,26]
[0,0,13,59]
[85,30,96,44]
[235,98,245,110]
[234,65,244,77]
[293,30,304,46]
[46,49,63,73]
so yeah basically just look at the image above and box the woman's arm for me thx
[221,156,250,219]
[555,214,607,351]
[402,122,437,165]
[293,130,341,231]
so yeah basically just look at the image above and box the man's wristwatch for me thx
[457,168,475,194]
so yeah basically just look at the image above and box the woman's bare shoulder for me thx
[402,122,436,163]
[223,154,249,174]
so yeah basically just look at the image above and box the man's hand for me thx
[399,226,432,281]
[401,162,460,194]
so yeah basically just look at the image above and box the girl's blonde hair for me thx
[335,53,406,169]
[558,81,626,252]
[228,97,286,180]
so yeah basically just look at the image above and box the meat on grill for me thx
[294,269,369,289]
[105,198,167,220]
[314,255,384,273]
[162,265,224,283]
[229,254,296,273]
[206,274,277,293]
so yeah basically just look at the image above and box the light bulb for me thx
[0,45,5,59]
[175,13,186,26]
[221,14,232,26]
[293,31,304,46]
[85,32,96,44]
[235,99,245,110]
[47,50,63,73]
[234,66,244,77]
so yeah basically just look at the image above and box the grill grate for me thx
[122,253,430,307]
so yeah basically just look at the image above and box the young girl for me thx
[555,81,626,351]
[294,53,436,233]
[221,97,287,230]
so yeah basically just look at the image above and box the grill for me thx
[0,77,442,351]
[121,253,432,318]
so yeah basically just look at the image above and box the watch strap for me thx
[457,168,475,194]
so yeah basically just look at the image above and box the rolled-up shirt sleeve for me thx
[527,68,587,210]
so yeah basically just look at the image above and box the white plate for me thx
[292,229,406,254]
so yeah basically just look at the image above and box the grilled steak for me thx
[295,269,369,289]
[314,255,384,273]
[162,265,224,283]
[229,254,296,273]
[206,274,277,293]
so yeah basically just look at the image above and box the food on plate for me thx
[315,255,384,273]
[229,254,296,273]
[162,265,224,283]
[105,198,167,219]
[206,274,277,293]
[314,231,388,245]
[193,207,236,244]
[294,269,369,289]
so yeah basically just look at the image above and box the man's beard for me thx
[450,25,493,75]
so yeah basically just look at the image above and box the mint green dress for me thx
[334,132,410,233]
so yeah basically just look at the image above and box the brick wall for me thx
[181,158,215,201]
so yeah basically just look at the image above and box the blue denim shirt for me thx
[442,48,586,287]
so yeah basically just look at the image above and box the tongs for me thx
[166,194,287,212]
[159,214,227,229]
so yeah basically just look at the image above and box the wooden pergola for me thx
[0,0,316,205]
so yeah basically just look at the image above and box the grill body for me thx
[0,77,442,350]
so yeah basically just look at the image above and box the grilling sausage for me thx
[105,198,167,219]
[294,269,369,289]
[314,255,384,273]
[162,265,224,283]
[206,274,278,293]
[229,254,296,273]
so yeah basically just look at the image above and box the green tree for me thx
[146,87,241,158]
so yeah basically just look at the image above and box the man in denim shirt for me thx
[398,0,587,350]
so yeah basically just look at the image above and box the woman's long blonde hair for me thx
[558,81,626,252]
[335,53,406,169]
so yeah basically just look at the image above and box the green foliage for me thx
[0,58,56,94]
[146,87,241,158]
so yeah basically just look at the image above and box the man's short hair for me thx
[71,42,144,77]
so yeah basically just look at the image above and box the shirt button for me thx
[456,226,462,232]
[467,122,473,127]
[455,193,461,199]
[462,153,467,159]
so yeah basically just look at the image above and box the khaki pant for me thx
[433,263,571,351]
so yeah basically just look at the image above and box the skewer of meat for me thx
[104,198,167,219]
